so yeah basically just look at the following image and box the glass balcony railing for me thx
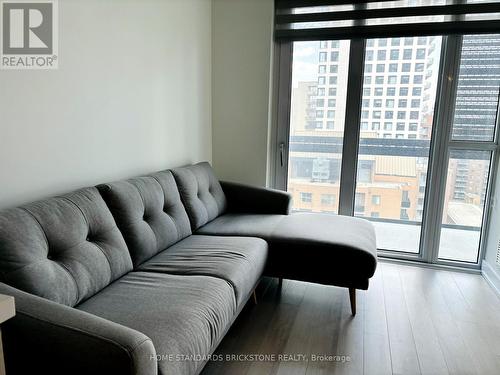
[289,136,489,258]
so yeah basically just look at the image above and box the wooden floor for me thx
[201,262,500,375]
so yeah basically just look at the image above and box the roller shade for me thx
[275,0,500,41]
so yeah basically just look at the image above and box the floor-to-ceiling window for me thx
[436,35,500,263]
[287,40,351,214]
[274,2,500,268]
[354,36,442,254]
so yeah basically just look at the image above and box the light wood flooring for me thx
[201,262,500,375]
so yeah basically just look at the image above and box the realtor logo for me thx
[1,0,58,69]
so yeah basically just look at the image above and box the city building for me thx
[289,36,441,222]
[288,34,499,259]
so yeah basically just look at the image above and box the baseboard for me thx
[482,260,500,296]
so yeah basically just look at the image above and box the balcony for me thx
[370,218,480,262]
[289,136,489,262]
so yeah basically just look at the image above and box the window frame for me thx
[272,35,500,270]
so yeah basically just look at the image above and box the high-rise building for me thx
[289,36,441,221]
[290,81,317,133]
[288,34,498,232]
[453,35,500,141]
[311,36,440,140]
[443,34,500,219]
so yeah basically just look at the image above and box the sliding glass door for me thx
[278,34,499,268]
[354,36,442,253]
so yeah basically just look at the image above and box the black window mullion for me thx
[338,38,366,216]
[420,35,463,263]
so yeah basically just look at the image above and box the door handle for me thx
[279,143,285,167]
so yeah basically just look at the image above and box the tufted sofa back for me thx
[171,162,227,230]
[0,188,133,307]
[97,171,192,267]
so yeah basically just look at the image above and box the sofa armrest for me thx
[220,181,292,215]
[0,283,157,375]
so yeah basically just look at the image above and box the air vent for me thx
[496,240,500,267]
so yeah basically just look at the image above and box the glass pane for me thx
[355,36,443,253]
[438,150,491,263]
[287,40,350,213]
[451,34,500,141]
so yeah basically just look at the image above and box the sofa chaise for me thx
[0,162,376,375]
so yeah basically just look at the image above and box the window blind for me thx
[275,0,500,41]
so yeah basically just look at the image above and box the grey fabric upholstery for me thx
[196,213,286,238]
[197,212,377,290]
[0,282,156,375]
[0,161,378,375]
[221,181,292,215]
[138,235,267,307]
[268,213,377,289]
[77,272,236,375]
[0,188,132,306]
[97,171,192,267]
[171,162,227,230]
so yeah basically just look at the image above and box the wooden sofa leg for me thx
[253,290,258,305]
[349,288,356,316]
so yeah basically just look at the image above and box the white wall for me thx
[212,0,274,186]
[0,0,212,209]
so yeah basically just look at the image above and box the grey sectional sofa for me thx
[0,162,377,375]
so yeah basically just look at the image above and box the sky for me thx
[292,41,320,88]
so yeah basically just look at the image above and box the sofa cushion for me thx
[197,212,377,289]
[171,162,227,230]
[196,213,286,238]
[138,235,267,307]
[77,272,236,375]
[0,188,132,306]
[97,171,192,267]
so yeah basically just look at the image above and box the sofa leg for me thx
[349,288,356,316]
[252,290,258,305]
[278,278,283,288]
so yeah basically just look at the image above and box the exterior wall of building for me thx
[310,36,439,139]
